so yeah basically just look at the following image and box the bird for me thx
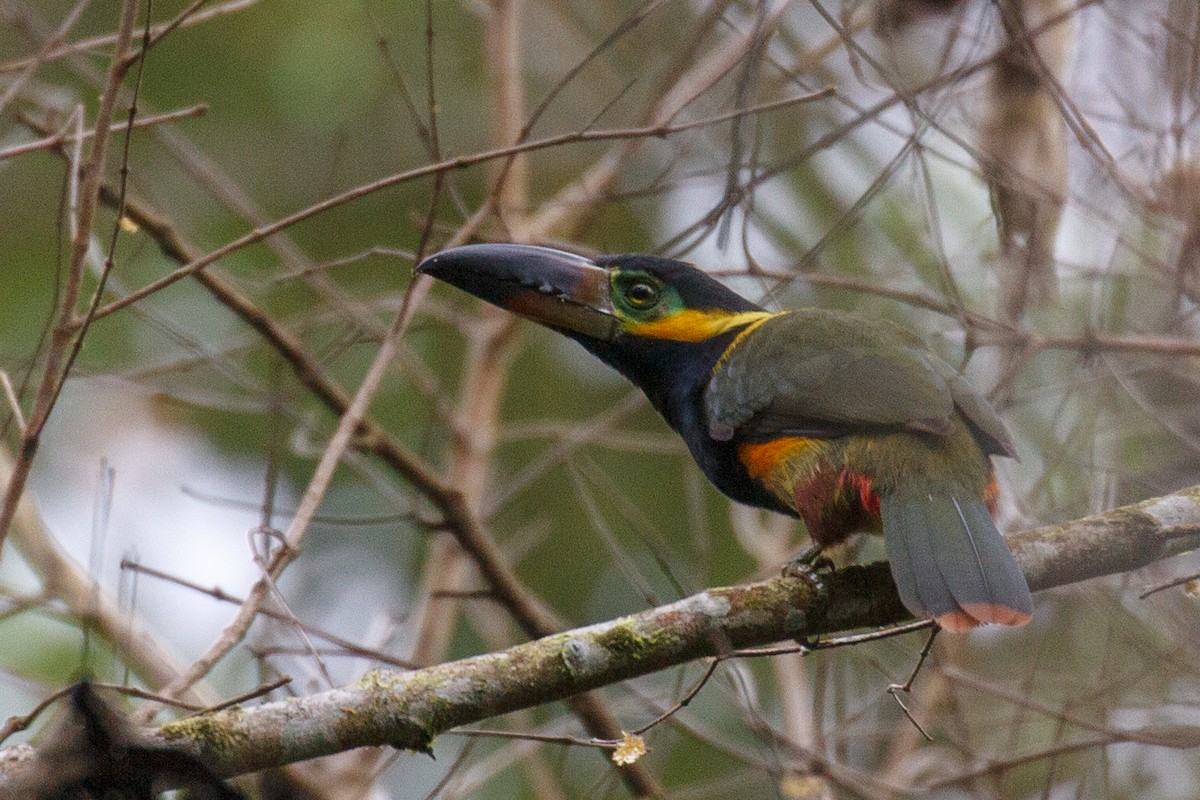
[416,243,1033,632]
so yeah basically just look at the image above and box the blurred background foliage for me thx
[3,0,1200,798]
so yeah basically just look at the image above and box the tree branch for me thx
[3,484,1198,789]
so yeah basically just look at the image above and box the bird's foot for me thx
[782,546,834,649]
[783,544,836,577]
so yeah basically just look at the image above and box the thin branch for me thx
[0,0,139,551]
[4,104,207,161]
[201,676,292,715]
[149,269,430,705]
[120,560,418,670]
[0,0,259,75]
[0,374,25,434]
[61,160,569,721]
[633,659,721,735]
[81,87,834,324]
[1,483,1194,787]
[886,627,939,743]
[0,448,216,709]
[0,0,90,118]
[974,330,1200,357]
[448,728,617,750]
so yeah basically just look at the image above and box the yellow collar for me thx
[625,310,778,342]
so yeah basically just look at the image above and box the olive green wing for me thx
[940,368,1016,457]
[704,310,1014,457]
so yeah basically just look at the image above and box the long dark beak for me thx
[416,244,620,341]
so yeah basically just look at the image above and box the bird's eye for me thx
[625,281,660,308]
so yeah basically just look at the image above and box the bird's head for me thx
[415,244,769,350]
[416,243,785,506]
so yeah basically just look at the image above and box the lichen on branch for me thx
[1,483,1198,789]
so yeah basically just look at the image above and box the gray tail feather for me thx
[882,488,1032,631]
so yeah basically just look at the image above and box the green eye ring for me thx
[625,281,660,307]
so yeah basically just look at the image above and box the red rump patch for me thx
[838,470,880,518]
[794,468,881,547]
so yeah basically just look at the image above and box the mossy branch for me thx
[2,484,1198,789]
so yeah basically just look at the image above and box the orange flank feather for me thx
[738,437,884,548]
[737,436,822,479]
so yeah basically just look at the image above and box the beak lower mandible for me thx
[417,243,621,342]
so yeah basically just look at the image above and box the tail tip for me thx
[935,603,1032,632]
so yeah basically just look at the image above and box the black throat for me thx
[566,329,796,516]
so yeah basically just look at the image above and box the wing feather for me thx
[705,310,988,443]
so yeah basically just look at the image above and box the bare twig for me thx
[1139,570,1200,599]
[0,0,89,118]
[633,659,721,735]
[149,272,431,706]
[3,104,207,161]
[0,0,138,550]
[82,89,834,325]
[0,0,258,75]
[0,447,215,708]
[112,564,421,667]
[0,374,25,434]
[886,626,939,743]
[200,675,292,715]
[448,728,617,750]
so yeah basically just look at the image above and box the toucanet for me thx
[417,244,1033,631]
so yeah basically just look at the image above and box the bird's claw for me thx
[782,546,834,649]
[782,545,835,576]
